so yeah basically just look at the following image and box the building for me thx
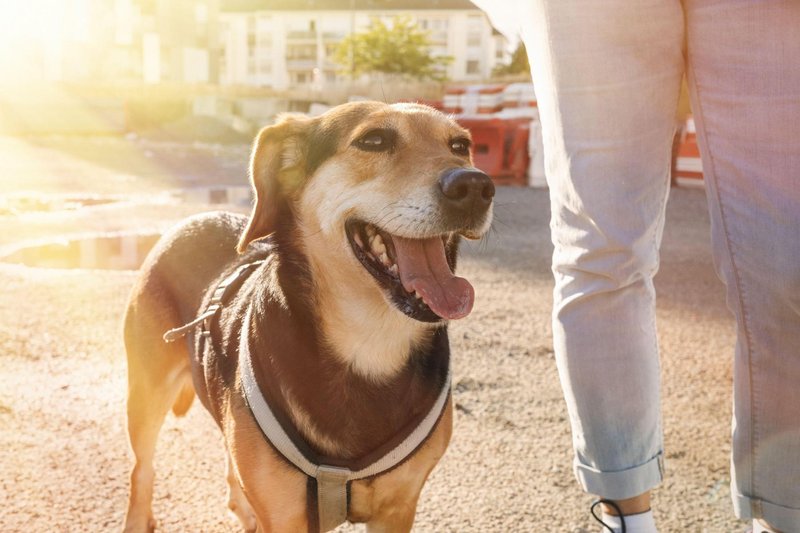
[133,0,222,84]
[2,0,223,85]
[5,0,507,89]
[219,0,508,90]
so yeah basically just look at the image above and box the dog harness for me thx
[240,313,451,532]
[163,259,452,532]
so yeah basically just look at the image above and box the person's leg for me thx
[518,0,684,511]
[684,1,800,531]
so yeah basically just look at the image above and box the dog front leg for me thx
[349,477,420,533]
[364,501,418,533]
[226,449,257,532]
[225,396,309,532]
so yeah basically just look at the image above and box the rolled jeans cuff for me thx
[733,492,800,533]
[574,452,664,500]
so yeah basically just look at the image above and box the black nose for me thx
[438,168,495,211]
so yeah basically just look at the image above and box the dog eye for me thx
[450,138,471,156]
[354,129,396,152]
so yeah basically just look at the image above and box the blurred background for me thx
[0,0,552,265]
[0,0,526,138]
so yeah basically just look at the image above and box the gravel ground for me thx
[0,137,741,532]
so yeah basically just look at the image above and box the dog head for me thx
[238,101,494,324]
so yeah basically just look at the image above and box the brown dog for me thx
[122,101,494,532]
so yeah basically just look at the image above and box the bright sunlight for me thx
[0,0,88,83]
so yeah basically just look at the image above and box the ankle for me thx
[601,493,651,516]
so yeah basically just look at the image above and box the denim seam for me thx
[648,161,672,465]
[685,59,759,510]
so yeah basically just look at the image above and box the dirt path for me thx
[0,176,740,531]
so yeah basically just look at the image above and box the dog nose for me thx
[438,168,495,211]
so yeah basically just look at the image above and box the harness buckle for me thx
[201,304,221,338]
[161,259,267,344]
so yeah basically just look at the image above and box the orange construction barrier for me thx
[442,87,465,114]
[476,85,505,114]
[457,117,530,186]
[673,116,703,187]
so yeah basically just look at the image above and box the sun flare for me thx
[0,0,85,83]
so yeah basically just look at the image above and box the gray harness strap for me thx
[239,306,452,532]
[315,465,350,530]
[162,260,266,343]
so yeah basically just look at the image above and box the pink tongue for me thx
[393,236,474,320]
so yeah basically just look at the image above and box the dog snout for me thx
[438,168,495,214]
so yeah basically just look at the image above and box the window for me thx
[292,72,310,84]
[257,15,273,36]
[195,4,208,25]
[466,60,480,75]
[467,14,483,31]
[324,43,338,58]
[247,33,256,58]
[288,45,316,60]
[258,59,272,73]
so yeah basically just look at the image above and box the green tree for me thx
[334,16,452,81]
[493,42,531,77]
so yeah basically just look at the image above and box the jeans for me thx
[518,1,800,530]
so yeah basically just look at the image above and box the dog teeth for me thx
[370,235,386,255]
[354,232,364,248]
[369,233,386,250]
[359,224,399,275]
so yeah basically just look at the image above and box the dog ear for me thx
[237,114,310,253]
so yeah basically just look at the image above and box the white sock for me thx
[600,509,658,533]
[753,519,780,533]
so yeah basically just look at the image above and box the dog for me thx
[122,101,494,532]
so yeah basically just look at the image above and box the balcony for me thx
[287,30,316,42]
[286,58,317,71]
[322,31,346,42]
[429,30,449,44]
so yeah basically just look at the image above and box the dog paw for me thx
[121,516,156,533]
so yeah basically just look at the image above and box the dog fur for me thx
[122,101,493,532]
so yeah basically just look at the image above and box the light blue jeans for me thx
[517,1,800,530]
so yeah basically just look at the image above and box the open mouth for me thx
[345,219,475,323]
